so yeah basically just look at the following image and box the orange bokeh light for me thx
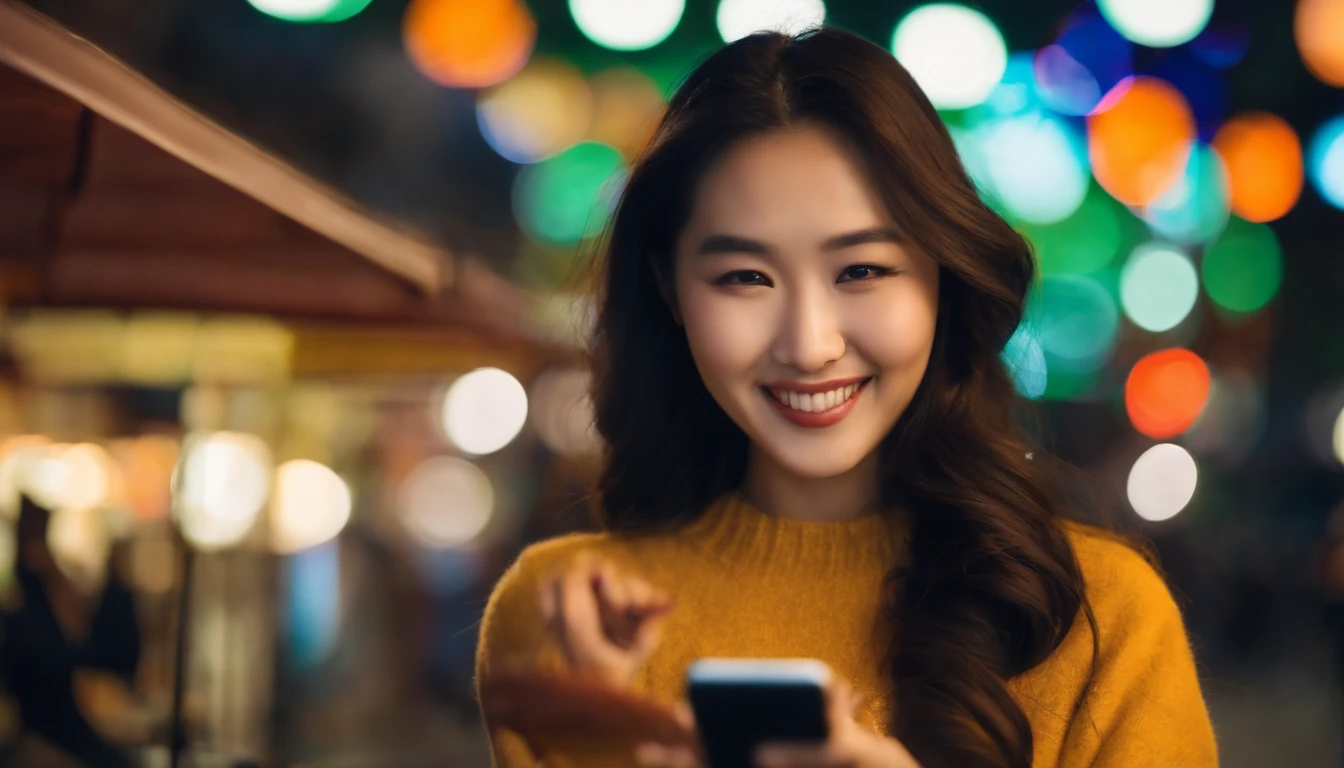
[404,0,536,89]
[1212,112,1303,223]
[1125,349,1211,440]
[1088,77,1195,206]
[1296,0,1344,87]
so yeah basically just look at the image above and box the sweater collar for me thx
[678,491,907,574]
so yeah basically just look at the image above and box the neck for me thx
[742,447,880,522]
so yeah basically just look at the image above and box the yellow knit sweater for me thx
[476,493,1218,767]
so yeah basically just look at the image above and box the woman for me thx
[476,27,1217,768]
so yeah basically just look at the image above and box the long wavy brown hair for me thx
[589,27,1095,768]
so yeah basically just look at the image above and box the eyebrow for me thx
[694,226,904,256]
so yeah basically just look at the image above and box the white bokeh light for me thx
[716,0,825,42]
[892,4,1007,110]
[1119,243,1200,332]
[0,435,52,519]
[1127,443,1198,522]
[1098,0,1213,48]
[398,456,495,548]
[26,443,115,513]
[247,0,339,19]
[1333,405,1344,466]
[569,0,685,51]
[174,432,272,551]
[270,459,352,555]
[441,367,529,456]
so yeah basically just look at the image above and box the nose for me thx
[771,284,846,373]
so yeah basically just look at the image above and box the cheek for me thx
[850,291,939,372]
[679,289,773,380]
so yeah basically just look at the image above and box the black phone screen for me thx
[688,680,829,768]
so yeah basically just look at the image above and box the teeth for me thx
[770,381,865,413]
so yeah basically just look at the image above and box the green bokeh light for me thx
[1030,274,1120,374]
[1018,184,1138,276]
[1119,243,1199,332]
[246,0,373,23]
[1201,216,1283,313]
[514,141,626,245]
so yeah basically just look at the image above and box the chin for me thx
[755,435,873,480]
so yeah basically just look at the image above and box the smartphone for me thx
[686,658,831,768]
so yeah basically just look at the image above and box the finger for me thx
[631,604,670,660]
[755,742,855,768]
[635,742,702,768]
[557,561,608,665]
[626,573,674,613]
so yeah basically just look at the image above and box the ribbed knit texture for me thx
[476,493,1217,767]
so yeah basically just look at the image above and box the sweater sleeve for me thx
[1059,533,1219,768]
[475,539,579,768]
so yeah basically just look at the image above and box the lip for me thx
[760,377,871,429]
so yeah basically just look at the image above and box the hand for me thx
[754,678,921,767]
[539,552,674,688]
[634,678,922,768]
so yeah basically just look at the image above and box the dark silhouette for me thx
[1,494,140,767]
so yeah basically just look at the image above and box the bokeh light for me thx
[398,456,495,547]
[1127,443,1198,522]
[530,368,602,457]
[976,112,1088,224]
[25,443,116,513]
[1212,112,1303,223]
[441,367,529,456]
[48,506,110,588]
[0,435,53,519]
[111,435,179,522]
[1088,77,1195,206]
[286,542,342,670]
[174,432,273,551]
[1141,142,1231,245]
[1125,348,1211,439]
[270,460,352,555]
[570,0,685,51]
[717,0,825,42]
[1334,405,1344,466]
[587,68,665,158]
[1001,325,1047,399]
[1201,216,1283,313]
[1032,275,1120,374]
[513,141,626,244]
[404,0,536,89]
[1033,9,1131,116]
[1018,183,1132,276]
[246,0,373,23]
[892,4,1007,110]
[982,53,1045,118]
[1296,0,1344,87]
[1149,50,1227,141]
[1098,0,1213,48]
[1120,244,1199,332]
[1308,114,1344,209]
[477,58,592,164]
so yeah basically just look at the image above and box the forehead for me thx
[683,124,894,237]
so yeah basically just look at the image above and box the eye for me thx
[715,270,772,287]
[837,264,894,283]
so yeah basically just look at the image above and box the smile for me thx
[760,377,871,429]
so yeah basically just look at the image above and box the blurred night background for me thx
[0,0,1342,765]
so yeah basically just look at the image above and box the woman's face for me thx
[673,124,941,480]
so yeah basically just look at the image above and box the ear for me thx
[648,253,683,326]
